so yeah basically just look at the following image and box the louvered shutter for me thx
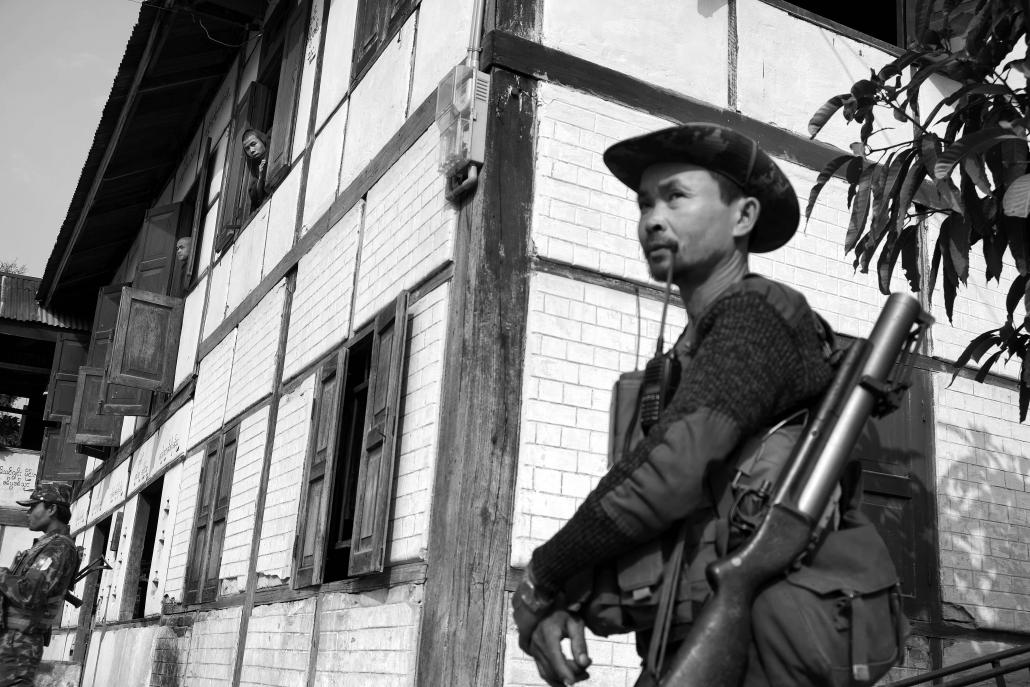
[134,203,182,296]
[348,293,409,576]
[265,2,307,185]
[185,438,220,604]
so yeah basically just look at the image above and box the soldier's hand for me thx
[528,610,591,686]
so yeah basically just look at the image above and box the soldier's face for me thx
[26,502,52,532]
[636,163,750,285]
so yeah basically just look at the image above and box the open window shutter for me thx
[202,427,238,601]
[352,0,386,81]
[106,287,184,393]
[184,138,212,289]
[68,367,120,446]
[384,0,415,38]
[39,418,88,481]
[217,82,271,253]
[348,293,409,576]
[84,284,153,417]
[185,438,221,604]
[265,4,307,186]
[44,336,88,420]
[134,203,182,296]
[294,349,347,587]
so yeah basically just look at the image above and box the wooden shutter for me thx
[68,367,120,446]
[44,336,88,420]
[185,438,221,604]
[348,293,409,576]
[134,203,182,296]
[106,287,184,393]
[294,349,347,587]
[83,284,153,417]
[184,138,212,290]
[217,82,272,253]
[265,3,307,186]
[853,369,936,621]
[39,419,88,481]
[352,0,386,81]
[202,426,238,601]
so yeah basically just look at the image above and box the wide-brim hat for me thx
[603,123,799,253]
[17,482,72,507]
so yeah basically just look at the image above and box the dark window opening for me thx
[72,517,111,662]
[352,0,419,86]
[784,0,903,46]
[130,478,164,619]
[324,337,372,582]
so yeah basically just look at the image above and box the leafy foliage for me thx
[808,0,1030,419]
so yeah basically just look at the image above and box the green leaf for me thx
[982,220,1007,283]
[962,156,992,196]
[1003,174,1030,218]
[941,214,970,285]
[878,224,917,295]
[901,226,921,292]
[805,154,854,222]
[934,128,1026,180]
[950,328,1001,386]
[928,238,942,305]
[1008,274,1030,320]
[877,49,927,81]
[921,83,1009,131]
[895,153,927,234]
[845,164,875,253]
[943,258,957,322]
[921,133,963,212]
[808,94,850,138]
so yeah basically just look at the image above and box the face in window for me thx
[175,237,193,263]
[243,131,267,160]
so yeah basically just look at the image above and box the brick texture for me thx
[238,599,317,687]
[352,129,454,326]
[189,330,237,447]
[512,271,685,567]
[218,406,271,593]
[182,607,243,686]
[225,282,286,419]
[312,584,422,686]
[388,282,447,564]
[256,374,316,585]
[284,203,362,380]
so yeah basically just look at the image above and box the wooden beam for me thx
[0,322,64,342]
[0,361,52,376]
[417,67,537,687]
[43,1,175,309]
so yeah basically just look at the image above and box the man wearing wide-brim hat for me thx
[0,482,81,686]
[511,124,839,685]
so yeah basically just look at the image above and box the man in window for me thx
[0,482,81,686]
[512,124,839,685]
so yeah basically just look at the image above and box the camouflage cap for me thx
[17,482,73,507]
[602,123,800,253]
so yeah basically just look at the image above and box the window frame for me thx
[351,0,419,87]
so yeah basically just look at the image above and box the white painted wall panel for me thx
[204,62,238,142]
[218,406,270,593]
[338,17,416,187]
[302,102,348,234]
[145,461,183,617]
[291,0,326,161]
[203,251,233,339]
[189,329,237,446]
[174,276,206,390]
[315,0,358,130]
[163,447,203,604]
[266,163,302,262]
[409,0,472,109]
[542,0,728,105]
[226,207,269,314]
[225,282,285,419]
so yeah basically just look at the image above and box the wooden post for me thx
[417,65,537,686]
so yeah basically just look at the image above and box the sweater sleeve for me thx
[530,292,814,595]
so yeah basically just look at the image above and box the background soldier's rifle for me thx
[65,556,112,608]
[640,292,932,687]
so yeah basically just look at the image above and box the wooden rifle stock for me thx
[640,293,929,687]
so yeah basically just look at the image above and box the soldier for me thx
[0,482,81,687]
[512,123,840,685]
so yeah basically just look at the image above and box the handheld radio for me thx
[638,248,681,434]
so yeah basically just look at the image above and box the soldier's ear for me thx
[732,196,761,239]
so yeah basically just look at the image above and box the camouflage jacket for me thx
[0,529,80,631]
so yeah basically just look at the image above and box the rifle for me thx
[642,292,931,687]
[65,556,112,608]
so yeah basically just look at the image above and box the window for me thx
[352,0,418,86]
[123,477,164,619]
[852,369,937,621]
[38,335,89,481]
[215,0,308,255]
[293,293,409,587]
[782,0,905,46]
[184,425,239,604]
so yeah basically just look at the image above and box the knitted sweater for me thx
[530,276,835,595]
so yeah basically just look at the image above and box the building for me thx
[30,0,1030,684]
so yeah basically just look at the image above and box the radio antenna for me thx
[656,251,675,356]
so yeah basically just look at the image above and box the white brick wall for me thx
[388,282,447,564]
[189,330,237,447]
[227,206,270,314]
[936,373,1030,633]
[512,272,685,567]
[302,102,348,235]
[284,203,362,380]
[183,607,243,686]
[147,462,184,617]
[312,584,422,686]
[164,447,204,604]
[238,599,317,687]
[256,374,316,584]
[225,282,286,419]
[219,405,271,592]
[352,128,455,326]
[175,275,206,389]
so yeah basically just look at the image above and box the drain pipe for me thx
[465,0,487,68]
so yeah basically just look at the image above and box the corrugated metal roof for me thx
[0,273,88,330]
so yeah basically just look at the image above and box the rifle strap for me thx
[644,517,691,680]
